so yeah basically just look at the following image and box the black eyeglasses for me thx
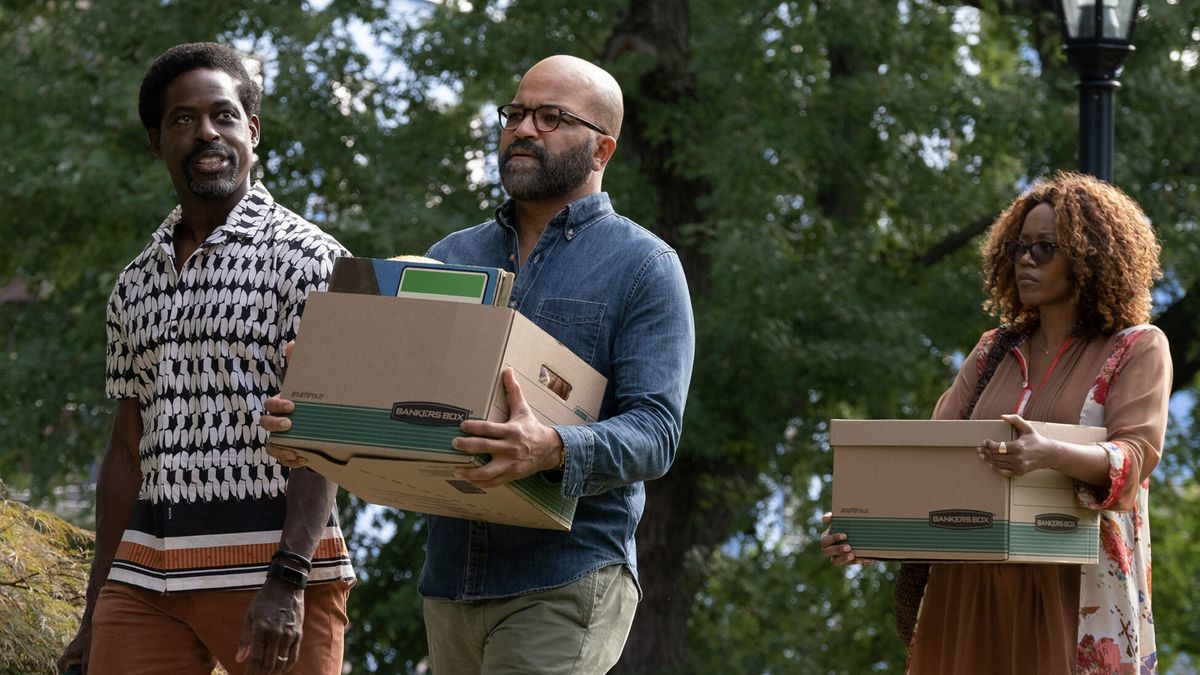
[1003,240,1059,265]
[497,104,608,135]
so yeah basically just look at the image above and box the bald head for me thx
[499,55,623,205]
[519,55,623,139]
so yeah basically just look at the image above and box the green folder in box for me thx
[329,256,515,306]
[397,267,489,303]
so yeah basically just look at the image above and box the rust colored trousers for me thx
[88,581,350,675]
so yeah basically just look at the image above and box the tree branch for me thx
[0,572,39,589]
[915,212,997,267]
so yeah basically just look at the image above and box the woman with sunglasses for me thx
[821,171,1172,674]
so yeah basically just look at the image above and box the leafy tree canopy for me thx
[2,1,1198,672]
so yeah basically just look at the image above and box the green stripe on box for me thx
[509,475,577,523]
[399,268,487,299]
[282,402,577,524]
[281,401,465,454]
[834,517,1009,553]
[1009,523,1100,557]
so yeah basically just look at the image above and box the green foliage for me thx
[687,544,906,675]
[3,1,1200,673]
[1152,478,1200,673]
[0,482,92,674]
[1152,411,1200,673]
[339,497,430,672]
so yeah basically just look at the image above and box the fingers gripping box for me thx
[271,290,606,531]
[830,419,1104,563]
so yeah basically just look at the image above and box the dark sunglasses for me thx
[1003,240,1058,265]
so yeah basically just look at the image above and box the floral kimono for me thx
[909,324,1171,675]
[1075,325,1163,675]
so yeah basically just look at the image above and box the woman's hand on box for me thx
[983,414,1115,487]
[977,414,1053,477]
[820,512,869,566]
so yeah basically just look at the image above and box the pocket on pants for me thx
[579,564,625,627]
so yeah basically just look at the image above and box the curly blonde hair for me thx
[981,171,1162,337]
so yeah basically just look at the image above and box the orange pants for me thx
[88,581,350,675]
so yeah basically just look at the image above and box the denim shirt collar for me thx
[493,191,614,242]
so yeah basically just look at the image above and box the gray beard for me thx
[500,138,593,202]
[187,175,240,199]
[182,150,241,199]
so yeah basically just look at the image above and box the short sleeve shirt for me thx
[105,182,355,592]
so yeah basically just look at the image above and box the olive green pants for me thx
[423,564,638,674]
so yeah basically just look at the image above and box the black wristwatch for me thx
[266,560,309,589]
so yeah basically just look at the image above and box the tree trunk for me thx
[604,0,709,293]
[613,469,698,673]
[603,0,718,672]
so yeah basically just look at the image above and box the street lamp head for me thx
[1058,0,1138,42]
[1055,0,1140,181]
[1055,0,1141,79]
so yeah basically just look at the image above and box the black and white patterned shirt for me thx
[105,182,355,592]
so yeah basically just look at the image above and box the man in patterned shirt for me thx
[57,42,354,675]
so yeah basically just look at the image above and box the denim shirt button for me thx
[567,228,575,237]
[508,299,517,309]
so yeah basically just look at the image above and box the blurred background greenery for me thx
[2,0,1198,672]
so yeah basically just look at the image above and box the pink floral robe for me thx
[908,325,1171,675]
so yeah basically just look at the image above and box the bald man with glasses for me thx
[419,55,694,673]
[262,54,695,674]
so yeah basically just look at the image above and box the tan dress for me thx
[907,327,1171,675]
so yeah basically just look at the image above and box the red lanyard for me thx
[1012,336,1073,415]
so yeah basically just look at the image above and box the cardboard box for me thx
[830,419,1105,563]
[270,291,607,530]
[330,256,514,306]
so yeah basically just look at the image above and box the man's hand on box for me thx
[453,367,564,488]
[266,444,307,469]
[259,340,307,467]
[260,396,307,468]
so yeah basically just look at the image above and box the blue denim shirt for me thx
[419,192,695,600]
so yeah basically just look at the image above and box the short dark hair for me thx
[138,42,262,131]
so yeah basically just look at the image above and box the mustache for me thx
[184,140,236,167]
[501,140,546,165]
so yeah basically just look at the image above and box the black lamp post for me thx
[1054,0,1141,182]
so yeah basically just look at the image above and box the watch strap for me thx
[266,560,309,589]
[273,548,313,572]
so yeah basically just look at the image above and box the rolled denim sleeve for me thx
[554,249,695,497]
